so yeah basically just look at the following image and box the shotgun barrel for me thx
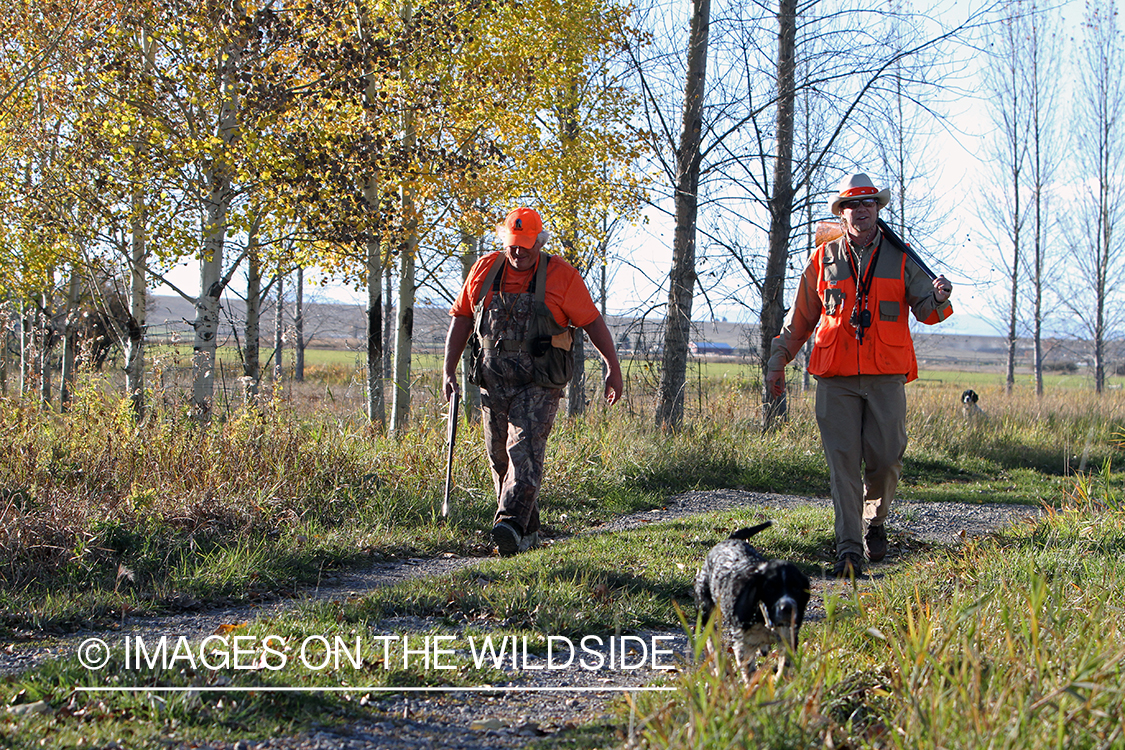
[441,390,460,519]
[876,219,938,281]
[813,219,939,281]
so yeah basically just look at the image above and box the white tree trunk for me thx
[192,222,224,421]
[19,299,29,395]
[390,2,418,436]
[191,39,240,421]
[0,309,8,395]
[390,226,416,435]
[60,266,82,411]
[125,188,147,418]
[39,288,52,408]
[125,25,154,420]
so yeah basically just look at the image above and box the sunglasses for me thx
[842,198,879,210]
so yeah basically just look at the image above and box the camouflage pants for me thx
[480,378,562,536]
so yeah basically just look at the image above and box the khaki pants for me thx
[814,374,908,559]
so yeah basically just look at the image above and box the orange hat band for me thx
[839,186,878,198]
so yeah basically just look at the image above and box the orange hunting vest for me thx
[807,237,931,381]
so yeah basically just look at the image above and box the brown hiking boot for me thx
[833,553,863,579]
[865,524,888,562]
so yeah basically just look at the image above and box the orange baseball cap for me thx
[496,207,544,249]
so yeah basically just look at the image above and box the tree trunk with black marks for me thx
[760,0,797,429]
[656,0,710,431]
[366,232,385,426]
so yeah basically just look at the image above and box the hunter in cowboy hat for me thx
[765,173,954,578]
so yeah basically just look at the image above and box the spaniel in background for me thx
[962,389,986,420]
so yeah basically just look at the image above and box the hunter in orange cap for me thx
[443,206,623,558]
[496,207,544,249]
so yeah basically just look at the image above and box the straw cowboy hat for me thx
[827,173,891,216]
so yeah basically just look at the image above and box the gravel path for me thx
[2,491,1042,749]
[595,489,1042,545]
[0,556,480,678]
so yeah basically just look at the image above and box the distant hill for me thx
[146,295,1095,373]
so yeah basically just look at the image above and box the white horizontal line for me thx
[76,685,676,693]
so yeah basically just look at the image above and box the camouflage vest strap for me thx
[474,254,556,352]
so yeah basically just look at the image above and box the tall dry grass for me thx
[2,370,1123,630]
[634,473,1125,749]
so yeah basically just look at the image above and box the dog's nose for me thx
[776,596,797,624]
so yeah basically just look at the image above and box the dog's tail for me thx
[729,521,772,540]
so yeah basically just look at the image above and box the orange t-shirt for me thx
[450,252,600,328]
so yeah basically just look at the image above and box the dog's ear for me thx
[731,564,768,625]
[787,564,812,610]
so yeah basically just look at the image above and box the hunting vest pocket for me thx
[873,338,910,372]
[871,305,911,372]
[528,299,573,389]
[810,322,843,376]
[878,300,900,322]
[823,288,846,316]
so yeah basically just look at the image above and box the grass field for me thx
[2,365,1125,748]
[631,490,1125,749]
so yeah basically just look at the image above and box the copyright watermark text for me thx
[76,633,677,675]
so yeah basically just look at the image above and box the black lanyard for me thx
[847,239,880,343]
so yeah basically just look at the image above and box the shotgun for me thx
[813,219,940,281]
[441,390,460,519]
[876,219,938,281]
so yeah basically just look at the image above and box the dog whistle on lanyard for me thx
[850,307,872,343]
[815,218,940,343]
[849,243,879,344]
[816,221,875,343]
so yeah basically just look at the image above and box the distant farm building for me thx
[689,341,734,356]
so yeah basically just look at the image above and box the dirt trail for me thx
[1,491,1041,749]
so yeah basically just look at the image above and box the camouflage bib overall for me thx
[477,261,562,537]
